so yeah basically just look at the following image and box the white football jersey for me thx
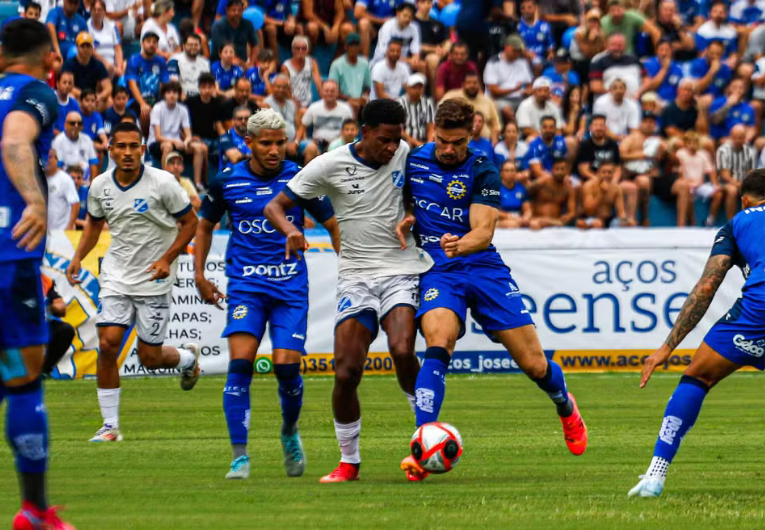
[87,165,191,296]
[288,140,434,278]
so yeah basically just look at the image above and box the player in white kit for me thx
[66,122,200,442]
[265,99,434,482]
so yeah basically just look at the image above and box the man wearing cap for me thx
[484,35,534,123]
[542,49,581,96]
[601,0,661,55]
[46,0,88,61]
[441,71,501,143]
[354,0,397,58]
[329,33,372,117]
[372,37,411,100]
[371,2,421,72]
[125,30,171,134]
[164,151,201,211]
[398,72,435,148]
[62,32,112,109]
[516,77,564,140]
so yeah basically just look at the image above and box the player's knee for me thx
[335,360,363,389]
[388,339,414,361]
[98,336,121,359]
[521,357,548,380]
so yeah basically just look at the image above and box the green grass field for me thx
[2,373,765,529]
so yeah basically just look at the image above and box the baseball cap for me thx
[164,151,183,166]
[504,35,525,50]
[406,73,427,86]
[642,111,658,121]
[142,30,160,41]
[532,77,552,90]
[346,32,360,45]
[608,0,624,6]
[555,48,570,61]
[76,32,93,46]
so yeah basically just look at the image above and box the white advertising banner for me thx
[45,228,744,378]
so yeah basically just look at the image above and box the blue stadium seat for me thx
[0,1,19,23]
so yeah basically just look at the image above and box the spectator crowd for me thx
[28,0,765,230]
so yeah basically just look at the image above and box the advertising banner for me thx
[44,228,745,378]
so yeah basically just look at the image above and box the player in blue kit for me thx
[398,98,588,481]
[630,168,765,497]
[195,109,340,480]
[0,19,76,530]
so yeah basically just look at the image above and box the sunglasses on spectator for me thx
[234,116,248,121]
[67,120,82,126]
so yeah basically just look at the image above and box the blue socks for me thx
[274,363,303,435]
[414,347,450,427]
[533,361,573,417]
[653,375,709,463]
[6,379,48,475]
[223,360,253,452]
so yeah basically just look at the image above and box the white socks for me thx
[405,393,416,414]
[97,387,121,429]
[176,348,196,370]
[334,418,361,464]
[646,456,670,478]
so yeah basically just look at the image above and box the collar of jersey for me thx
[242,159,284,182]
[112,164,145,191]
[349,142,381,170]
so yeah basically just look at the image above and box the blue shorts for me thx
[416,261,534,342]
[0,260,48,381]
[704,295,765,370]
[223,291,307,353]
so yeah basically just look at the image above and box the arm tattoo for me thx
[3,141,44,206]
[665,254,732,350]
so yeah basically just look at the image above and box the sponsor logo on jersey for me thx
[428,173,443,183]
[292,333,305,340]
[411,177,424,184]
[243,262,299,278]
[0,206,9,228]
[453,173,470,179]
[232,305,248,319]
[481,188,500,197]
[0,87,14,101]
[256,187,273,196]
[391,170,404,188]
[133,198,149,213]
[347,183,364,195]
[341,175,365,183]
[733,334,765,357]
[345,165,358,176]
[225,181,251,188]
[410,162,429,170]
[505,281,520,297]
[338,296,352,312]
[424,288,439,301]
[235,197,252,204]
[446,180,467,200]
[415,198,466,222]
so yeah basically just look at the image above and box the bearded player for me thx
[265,99,434,483]
[399,98,588,481]
[195,109,340,479]
[629,169,765,497]
[67,121,199,443]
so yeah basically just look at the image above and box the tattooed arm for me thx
[3,111,46,251]
[640,254,733,387]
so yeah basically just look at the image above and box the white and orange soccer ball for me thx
[409,422,463,474]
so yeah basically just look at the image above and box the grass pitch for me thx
[2,373,765,529]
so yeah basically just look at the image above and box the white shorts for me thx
[693,182,718,200]
[96,292,172,345]
[335,274,420,338]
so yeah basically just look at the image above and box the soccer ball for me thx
[409,422,463,474]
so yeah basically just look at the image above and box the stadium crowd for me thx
[28,0,765,229]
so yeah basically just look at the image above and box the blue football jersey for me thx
[356,0,397,18]
[0,73,59,263]
[523,135,567,172]
[200,160,333,300]
[643,57,683,103]
[211,61,243,91]
[710,206,765,293]
[219,128,250,171]
[518,19,554,59]
[125,54,170,105]
[405,144,501,268]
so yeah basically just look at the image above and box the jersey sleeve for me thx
[87,183,105,220]
[303,195,335,224]
[160,174,192,217]
[710,221,740,259]
[219,131,233,153]
[286,157,328,200]
[471,158,501,208]
[11,81,59,132]
[86,139,98,165]
[64,175,79,204]
[199,171,228,224]
[125,56,139,83]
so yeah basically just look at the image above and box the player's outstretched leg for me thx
[629,343,738,498]
[496,325,588,456]
[381,306,420,414]
[223,359,253,479]
[274,361,305,477]
[91,326,125,443]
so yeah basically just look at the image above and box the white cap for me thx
[406,73,427,87]
[532,77,552,90]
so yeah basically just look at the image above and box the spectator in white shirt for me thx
[264,74,300,158]
[140,0,181,60]
[515,77,564,139]
[372,38,410,100]
[593,77,641,141]
[45,150,80,231]
[88,0,123,77]
[484,35,534,124]
[104,0,142,41]
[301,79,353,163]
[371,2,422,73]
[52,111,99,182]
[169,33,210,98]
[148,81,209,189]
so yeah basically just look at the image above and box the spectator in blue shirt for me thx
[354,0,396,58]
[1,2,41,31]
[125,31,171,134]
[80,89,109,157]
[690,39,732,105]
[708,77,757,142]
[103,86,137,137]
[524,116,568,180]
[542,49,580,99]
[497,160,531,228]
[212,42,244,97]
[245,48,277,104]
[641,38,683,104]
[468,111,495,163]
[518,0,555,73]
[68,165,88,229]
[54,70,80,135]
[46,0,88,61]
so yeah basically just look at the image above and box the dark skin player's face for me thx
[362,124,402,165]
[435,127,470,166]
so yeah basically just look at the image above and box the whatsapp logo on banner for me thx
[255,357,273,374]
